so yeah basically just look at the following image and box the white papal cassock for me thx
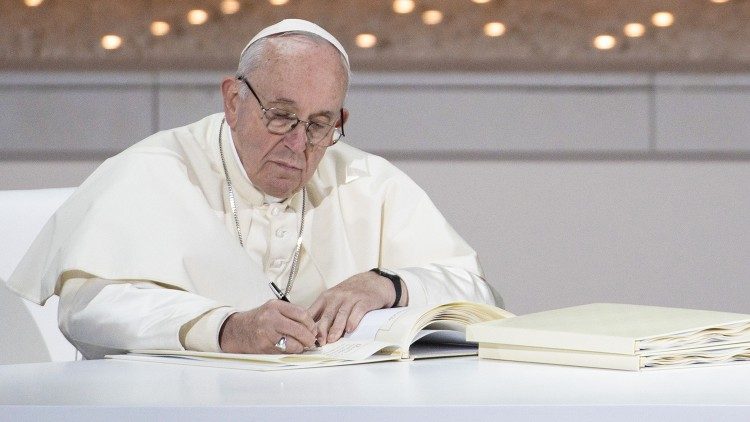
[7,113,496,358]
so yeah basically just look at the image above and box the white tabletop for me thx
[1,357,749,421]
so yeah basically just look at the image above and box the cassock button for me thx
[271,258,285,268]
[270,207,280,216]
[276,228,288,238]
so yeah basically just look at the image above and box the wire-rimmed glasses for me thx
[237,75,344,147]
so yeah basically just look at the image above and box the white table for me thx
[1,357,748,421]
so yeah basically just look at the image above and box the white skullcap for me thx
[240,19,349,66]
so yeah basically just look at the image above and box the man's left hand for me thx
[308,271,404,346]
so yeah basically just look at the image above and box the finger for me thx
[315,301,342,346]
[280,335,305,354]
[345,301,370,334]
[315,315,331,346]
[282,320,318,349]
[328,305,353,343]
[308,297,326,321]
[277,301,317,332]
[268,333,305,354]
[272,308,317,348]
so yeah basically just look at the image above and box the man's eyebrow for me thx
[268,97,296,106]
[309,110,335,121]
[268,97,336,120]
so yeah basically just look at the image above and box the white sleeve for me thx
[394,264,497,307]
[377,163,499,308]
[58,277,234,359]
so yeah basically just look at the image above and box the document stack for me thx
[466,303,750,371]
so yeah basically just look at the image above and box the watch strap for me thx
[370,268,402,308]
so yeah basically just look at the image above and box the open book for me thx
[466,303,750,371]
[107,301,513,371]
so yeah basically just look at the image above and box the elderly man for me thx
[7,19,495,359]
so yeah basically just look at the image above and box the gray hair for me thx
[236,31,351,98]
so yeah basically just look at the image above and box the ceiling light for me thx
[187,9,209,25]
[483,22,506,37]
[392,0,415,14]
[150,21,170,36]
[355,33,378,48]
[651,12,674,27]
[269,0,289,5]
[220,0,241,14]
[24,0,44,6]
[709,0,730,3]
[101,35,123,50]
[593,35,617,50]
[623,23,646,37]
[472,0,492,3]
[422,10,444,25]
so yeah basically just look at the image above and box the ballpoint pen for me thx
[270,281,321,347]
[269,281,290,302]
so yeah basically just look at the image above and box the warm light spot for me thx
[623,23,646,37]
[392,0,415,14]
[483,22,506,37]
[422,10,444,25]
[709,0,730,3]
[355,33,377,48]
[472,0,492,3]
[150,21,170,36]
[24,0,44,6]
[220,0,241,14]
[269,0,289,5]
[593,35,617,50]
[101,35,123,50]
[651,11,674,27]
[187,9,209,25]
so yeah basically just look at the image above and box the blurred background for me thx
[1,0,748,315]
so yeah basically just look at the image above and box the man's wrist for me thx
[181,307,236,353]
[370,268,402,308]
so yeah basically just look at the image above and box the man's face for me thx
[222,39,347,199]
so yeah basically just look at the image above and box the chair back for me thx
[0,188,78,363]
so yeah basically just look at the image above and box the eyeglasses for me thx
[237,75,344,147]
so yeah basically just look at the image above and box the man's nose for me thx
[283,123,308,152]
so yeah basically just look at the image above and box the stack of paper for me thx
[466,303,750,371]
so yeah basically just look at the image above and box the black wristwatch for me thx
[370,267,402,308]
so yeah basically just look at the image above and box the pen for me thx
[269,281,290,302]
[271,281,320,347]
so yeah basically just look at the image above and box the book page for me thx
[372,305,438,346]
[127,349,338,365]
[638,322,750,351]
[344,308,409,341]
[642,342,750,368]
[125,341,401,367]
[315,339,399,361]
[111,351,400,371]
[341,306,433,353]
[373,302,510,347]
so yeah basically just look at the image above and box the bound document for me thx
[466,303,750,371]
[108,301,513,371]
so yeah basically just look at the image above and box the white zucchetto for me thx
[240,19,349,66]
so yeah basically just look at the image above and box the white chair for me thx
[0,187,78,363]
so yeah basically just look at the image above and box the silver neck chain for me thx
[218,118,306,298]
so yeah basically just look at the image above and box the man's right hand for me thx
[219,300,318,354]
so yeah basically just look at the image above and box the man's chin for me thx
[260,180,301,199]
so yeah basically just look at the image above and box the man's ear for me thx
[340,108,349,127]
[221,77,240,128]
